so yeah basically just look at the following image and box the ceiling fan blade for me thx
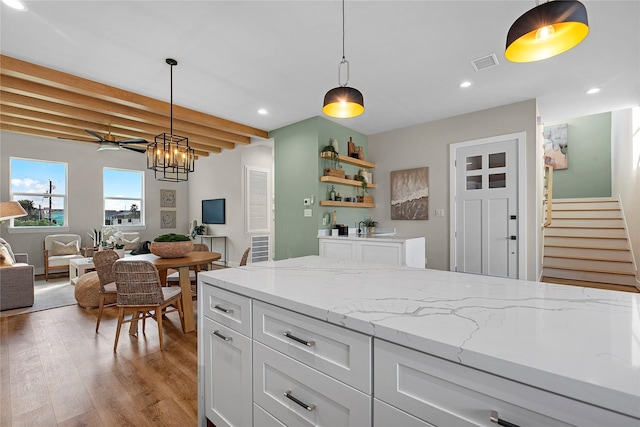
[120,145,147,153]
[85,129,106,141]
[119,138,148,144]
[57,136,96,142]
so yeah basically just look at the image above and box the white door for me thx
[452,137,520,278]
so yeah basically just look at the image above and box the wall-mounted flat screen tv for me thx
[202,198,226,224]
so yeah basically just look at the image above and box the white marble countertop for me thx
[198,256,640,418]
[317,234,420,243]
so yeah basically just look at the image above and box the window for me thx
[10,158,68,227]
[103,168,144,226]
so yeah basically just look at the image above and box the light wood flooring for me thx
[1,300,198,426]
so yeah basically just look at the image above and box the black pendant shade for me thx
[323,86,364,119]
[505,0,589,63]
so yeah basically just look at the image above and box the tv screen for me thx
[202,198,226,224]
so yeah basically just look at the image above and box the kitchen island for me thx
[197,256,640,427]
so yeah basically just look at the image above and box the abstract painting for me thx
[543,124,568,169]
[391,167,429,220]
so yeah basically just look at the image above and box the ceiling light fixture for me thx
[147,58,195,182]
[586,87,601,94]
[505,0,589,63]
[258,109,268,115]
[459,81,472,88]
[322,0,364,119]
[2,0,28,11]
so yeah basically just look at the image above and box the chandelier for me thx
[147,58,195,182]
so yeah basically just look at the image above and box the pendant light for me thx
[147,58,195,182]
[322,0,364,118]
[505,0,589,63]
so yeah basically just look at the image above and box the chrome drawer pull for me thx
[490,411,520,427]
[213,304,233,314]
[213,330,232,341]
[284,390,316,411]
[283,331,315,347]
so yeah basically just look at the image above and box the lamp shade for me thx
[505,0,589,63]
[0,201,27,221]
[323,86,365,118]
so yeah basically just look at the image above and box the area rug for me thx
[1,277,77,318]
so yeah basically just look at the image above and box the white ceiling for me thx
[1,1,639,136]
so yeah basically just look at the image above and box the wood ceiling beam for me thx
[1,75,249,147]
[0,54,269,139]
[1,91,235,151]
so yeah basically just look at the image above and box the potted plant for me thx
[150,233,194,258]
[356,175,368,202]
[362,217,377,234]
[321,145,344,178]
[195,225,206,235]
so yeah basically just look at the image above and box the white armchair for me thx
[43,234,83,281]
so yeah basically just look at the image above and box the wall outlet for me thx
[435,209,445,217]
[304,209,312,217]
[304,198,311,206]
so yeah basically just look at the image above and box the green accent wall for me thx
[549,112,612,199]
[272,116,369,260]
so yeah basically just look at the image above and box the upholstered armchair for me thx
[43,234,83,281]
[0,237,35,311]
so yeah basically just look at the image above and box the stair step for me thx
[552,201,620,211]
[542,267,637,286]
[544,237,630,250]
[544,227,627,238]
[547,218,624,228]
[552,210,622,219]
[543,257,635,273]
[540,277,639,293]
[543,246,632,262]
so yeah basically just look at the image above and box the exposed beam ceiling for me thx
[0,55,269,157]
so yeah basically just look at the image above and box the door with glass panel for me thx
[454,138,519,278]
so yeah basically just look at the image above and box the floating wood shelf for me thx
[320,200,375,208]
[320,152,376,168]
[320,176,377,189]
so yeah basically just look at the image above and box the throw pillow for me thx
[51,239,80,256]
[0,238,16,262]
[0,246,14,267]
[123,237,140,251]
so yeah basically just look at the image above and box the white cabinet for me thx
[318,236,425,268]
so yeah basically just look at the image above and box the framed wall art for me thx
[543,123,568,169]
[390,167,429,220]
[160,210,176,229]
[160,189,176,208]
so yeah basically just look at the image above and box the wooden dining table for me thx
[121,251,221,333]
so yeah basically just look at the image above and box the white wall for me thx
[0,131,188,275]
[611,107,640,285]
[368,99,539,280]
[188,139,273,266]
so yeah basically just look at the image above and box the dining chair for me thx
[112,260,184,352]
[166,243,209,298]
[93,250,120,333]
[239,247,251,266]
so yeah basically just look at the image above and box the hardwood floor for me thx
[1,301,198,426]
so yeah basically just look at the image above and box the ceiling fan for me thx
[58,129,147,153]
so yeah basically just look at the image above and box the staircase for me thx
[542,197,638,291]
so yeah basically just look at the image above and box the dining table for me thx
[121,251,221,333]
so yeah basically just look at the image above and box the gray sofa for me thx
[0,238,35,311]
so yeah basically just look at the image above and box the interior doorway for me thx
[449,132,526,279]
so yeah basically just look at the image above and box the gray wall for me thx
[367,99,540,280]
[0,131,188,275]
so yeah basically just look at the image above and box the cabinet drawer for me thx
[374,399,434,427]
[254,404,286,427]
[253,300,371,394]
[201,285,251,336]
[375,339,636,427]
[253,341,371,427]
[203,318,252,427]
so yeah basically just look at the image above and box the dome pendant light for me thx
[505,0,589,63]
[323,0,364,118]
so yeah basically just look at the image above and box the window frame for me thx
[9,157,69,231]
[103,167,145,227]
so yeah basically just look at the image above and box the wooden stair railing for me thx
[543,164,553,227]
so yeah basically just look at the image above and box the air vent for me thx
[471,54,499,71]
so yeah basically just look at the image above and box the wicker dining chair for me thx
[113,260,184,352]
[166,243,210,298]
[93,250,120,333]
[239,247,251,266]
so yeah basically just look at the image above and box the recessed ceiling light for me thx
[2,0,28,11]
[258,109,268,115]
[586,87,601,95]
[459,81,472,88]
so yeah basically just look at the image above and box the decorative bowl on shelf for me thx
[149,241,194,258]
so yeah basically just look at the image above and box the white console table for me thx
[199,235,227,266]
[197,256,639,427]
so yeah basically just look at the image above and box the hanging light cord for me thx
[338,0,350,87]
[169,61,173,135]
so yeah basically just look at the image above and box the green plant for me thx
[154,233,191,242]
[362,217,376,227]
[356,175,368,194]
[195,225,206,235]
[321,145,342,170]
